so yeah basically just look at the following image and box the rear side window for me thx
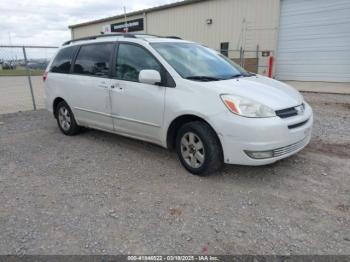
[73,43,114,77]
[50,46,78,74]
[116,43,162,82]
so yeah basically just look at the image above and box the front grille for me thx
[275,107,298,118]
[272,138,307,157]
[276,103,305,119]
[288,119,309,129]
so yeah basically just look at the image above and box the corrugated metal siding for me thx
[71,0,280,56]
[146,0,279,52]
[276,0,350,82]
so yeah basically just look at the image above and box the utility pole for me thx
[123,6,128,33]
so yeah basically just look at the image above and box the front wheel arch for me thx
[166,114,223,152]
[175,120,224,175]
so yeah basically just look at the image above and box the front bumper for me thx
[210,102,313,165]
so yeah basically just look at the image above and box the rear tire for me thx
[176,121,223,175]
[56,101,81,136]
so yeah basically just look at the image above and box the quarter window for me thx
[116,43,161,82]
[73,43,114,77]
[50,46,78,74]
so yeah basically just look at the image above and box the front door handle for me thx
[111,84,124,92]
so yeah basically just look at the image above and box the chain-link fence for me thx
[0,45,58,114]
[219,46,274,76]
[0,44,273,115]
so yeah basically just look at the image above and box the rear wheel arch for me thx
[55,100,81,136]
[53,97,65,118]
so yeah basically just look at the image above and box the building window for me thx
[220,42,229,57]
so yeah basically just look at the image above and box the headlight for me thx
[220,94,276,118]
[299,92,304,101]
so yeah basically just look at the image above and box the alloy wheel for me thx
[180,132,205,168]
[58,107,71,131]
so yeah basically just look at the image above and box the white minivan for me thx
[45,34,313,175]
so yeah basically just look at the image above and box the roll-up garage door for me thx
[276,0,350,82]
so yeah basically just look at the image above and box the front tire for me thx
[176,121,223,175]
[56,101,81,136]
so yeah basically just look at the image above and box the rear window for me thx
[50,46,78,74]
[73,43,114,77]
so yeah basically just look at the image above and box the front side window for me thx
[116,43,161,82]
[73,43,114,77]
[151,42,248,81]
[50,46,78,74]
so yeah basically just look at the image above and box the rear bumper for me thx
[44,85,53,113]
[210,102,313,165]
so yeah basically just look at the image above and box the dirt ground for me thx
[0,92,349,255]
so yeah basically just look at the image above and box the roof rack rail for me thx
[165,36,182,39]
[62,34,183,46]
[62,33,137,46]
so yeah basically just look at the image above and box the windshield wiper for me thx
[243,72,256,77]
[223,74,242,79]
[186,76,222,82]
[223,73,256,80]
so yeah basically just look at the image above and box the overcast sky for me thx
[0,0,180,46]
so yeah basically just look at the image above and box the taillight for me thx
[43,71,48,82]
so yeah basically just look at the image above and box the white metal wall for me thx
[146,0,279,52]
[71,0,280,54]
[276,0,350,82]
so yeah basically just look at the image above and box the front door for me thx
[110,43,165,143]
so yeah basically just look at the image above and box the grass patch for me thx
[0,69,44,76]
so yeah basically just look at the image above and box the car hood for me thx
[201,75,303,110]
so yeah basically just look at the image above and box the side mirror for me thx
[139,70,161,85]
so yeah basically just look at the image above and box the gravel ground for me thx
[0,92,349,255]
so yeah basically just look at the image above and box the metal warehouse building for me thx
[69,0,350,92]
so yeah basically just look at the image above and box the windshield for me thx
[151,42,249,81]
